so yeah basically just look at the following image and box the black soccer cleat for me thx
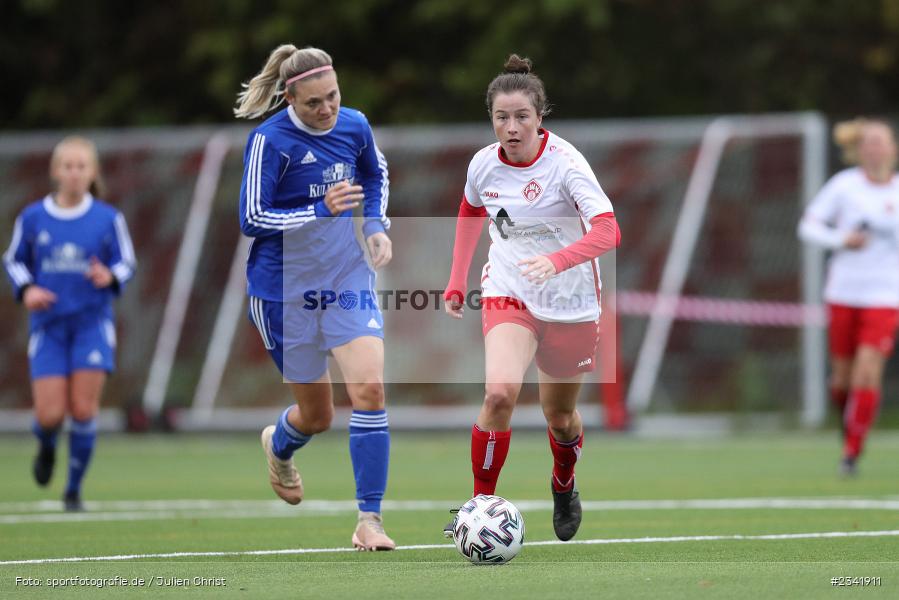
[840,456,858,478]
[63,491,84,512]
[551,481,582,541]
[442,508,460,538]
[32,445,55,487]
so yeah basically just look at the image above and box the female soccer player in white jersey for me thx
[443,55,621,541]
[4,136,137,511]
[234,45,395,550]
[799,118,899,476]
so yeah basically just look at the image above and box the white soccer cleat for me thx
[352,511,396,551]
[260,425,303,505]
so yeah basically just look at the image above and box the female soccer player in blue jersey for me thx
[4,136,137,511]
[234,45,395,550]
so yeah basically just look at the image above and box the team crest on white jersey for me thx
[323,162,355,184]
[37,230,51,245]
[522,179,543,203]
[301,150,317,164]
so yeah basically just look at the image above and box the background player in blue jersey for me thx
[3,136,137,511]
[234,45,395,550]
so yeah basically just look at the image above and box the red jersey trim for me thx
[579,217,602,302]
[497,129,550,168]
[460,194,488,217]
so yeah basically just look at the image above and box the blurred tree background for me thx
[3,0,899,127]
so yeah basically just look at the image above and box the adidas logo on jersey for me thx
[301,150,317,164]
[37,230,51,245]
[367,318,381,329]
[87,350,103,365]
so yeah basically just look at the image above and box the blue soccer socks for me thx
[271,406,313,460]
[65,418,97,496]
[32,420,60,451]
[349,410,390,513]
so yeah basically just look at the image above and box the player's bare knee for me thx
[307,416,333,434]
[35,411,65,430]
[829,372,849,391]
[853,369,880,390]
[69,402,97,422]
[483,384,516,418]
[545,410,575,434]
[351,380,385,411]
[300,405,333,434]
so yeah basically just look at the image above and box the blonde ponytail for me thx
[234,45,334,120]
[833,118,866,165]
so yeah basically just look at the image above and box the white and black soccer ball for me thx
[451,494,525,564]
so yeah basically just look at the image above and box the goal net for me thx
[0,114,830,431]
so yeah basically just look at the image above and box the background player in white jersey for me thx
[3,137,137,511]
[234,45,395,550]
[798,118,899,476]
[443,55,621,541]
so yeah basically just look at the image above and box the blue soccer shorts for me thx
[29,310,117,378]
[248,259,384,383]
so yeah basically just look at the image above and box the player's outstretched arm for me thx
[541,212,621,276]
[444,197,487,319]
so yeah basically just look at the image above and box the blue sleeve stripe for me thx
[3,216,33,287]
[375,143,391,230]
[245,133,317,229]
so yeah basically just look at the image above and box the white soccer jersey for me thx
[799,167,899,307]
[465,130,614,322]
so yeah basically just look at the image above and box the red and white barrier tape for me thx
[614,291,827,327]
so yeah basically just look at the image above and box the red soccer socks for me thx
[471,425,511,496]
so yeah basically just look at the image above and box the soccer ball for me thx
[451,494,525,564]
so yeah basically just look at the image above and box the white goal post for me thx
[625,113,828,427]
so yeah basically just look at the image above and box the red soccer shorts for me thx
[828,303,899,358]
[482,296,600,378]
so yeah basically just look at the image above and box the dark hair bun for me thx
[503,54,532,75]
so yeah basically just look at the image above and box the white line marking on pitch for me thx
[2,529,898,566]
[2,497,899,525]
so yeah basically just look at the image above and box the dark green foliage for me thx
[3,0,899,128]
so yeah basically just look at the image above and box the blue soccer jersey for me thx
[4,194,137,332]
[239,105,389,302]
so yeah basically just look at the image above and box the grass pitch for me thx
[1,430,897,598]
